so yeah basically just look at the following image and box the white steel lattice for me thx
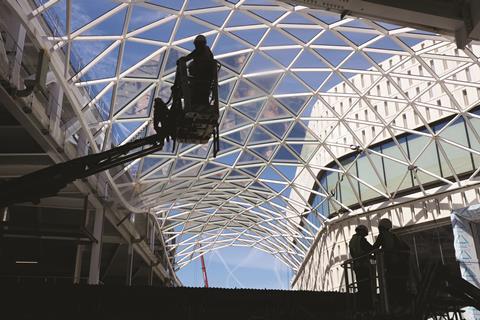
[28,0,480,271]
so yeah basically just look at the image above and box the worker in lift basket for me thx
[177,34,215,108]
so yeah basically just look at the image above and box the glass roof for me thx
[31,0,480,271]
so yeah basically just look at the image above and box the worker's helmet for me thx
[194,35,207,47]
[378,218,393,230]
[355,225,368,234]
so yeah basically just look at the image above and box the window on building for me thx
[463,89,468,105]
[466,67,471,82]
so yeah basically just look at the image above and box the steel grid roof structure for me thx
[27,0,480,271]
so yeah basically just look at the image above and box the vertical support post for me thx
[377,251,390,315]
[126,241,134,286]
[47,82,64,138]
[126,213,134,286]
[73,246,83,284]
[148,217,155,286]
[88,207,104,285]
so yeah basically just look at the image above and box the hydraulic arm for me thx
[0,134,164,207]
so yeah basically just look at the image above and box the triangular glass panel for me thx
[274,74,310,94]
[128,6,168,32]
[70,40,114,70]
[319,73,343,92]
[218,80,236,103]
[186,0,222,10]
[260,100,291,120]
[226,11,261,27]
[140,157,168,175]
[241,166,263,176]
[113,81,149,115]
[244,53,279,74]
[173,159,197,174]
[237,150,263,165]
[250,9,286,22]
[82,47,119,81]
[263,121,292,139]
[213,34,250,55]
[294,71,330,90]
[248,73,281,93]
[218,52,251,73]
[146,0,184,10]
[136,20,176,42]
[292,50,328,68]
[265,49,301,67]
[174,19,211,40]
[275,145,298,162]
[233,100,264,120]
[261,29,297,46]
[194,10,231,27]
[313,30,348,46]
[223,127,252,145]
[277,96,309,115]
[341,52,376,70]
[231,80,264,103]
[339,31,378,46]
[315,48,352,67]
[148,162,173,179]
[111,121,144,146]
[127,53,163,79]
[118,89,153,119]
[121,41,161,73]
[232,28,268,45]
[284,27,321,43]
[250,145,277,160]
[220,109,250,131]
[214,150,241,166]
[260,167,286,182]
[83,7,127,36]
[287,121,314,140]
[250,126,276,144]
[308,11,341,25]
[367,36,405,52]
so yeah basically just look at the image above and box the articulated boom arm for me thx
[0,134,164,207]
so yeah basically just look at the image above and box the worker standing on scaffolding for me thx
[177,35,215,108]
[373,218,411,312]
[349,224,374,312]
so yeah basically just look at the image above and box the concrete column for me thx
[47,82,64,139]
[76,130,89,157]
[88,208,104,285]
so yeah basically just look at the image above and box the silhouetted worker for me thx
[373,218,410,310]
[349,224,374,311]
[178,35,215,107]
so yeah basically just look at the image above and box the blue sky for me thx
[177,246,292,289]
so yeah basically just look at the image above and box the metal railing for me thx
[342,249,392,316]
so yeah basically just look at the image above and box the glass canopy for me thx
[30,0,480,271]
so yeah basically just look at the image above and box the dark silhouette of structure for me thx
[348,224,374,311]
